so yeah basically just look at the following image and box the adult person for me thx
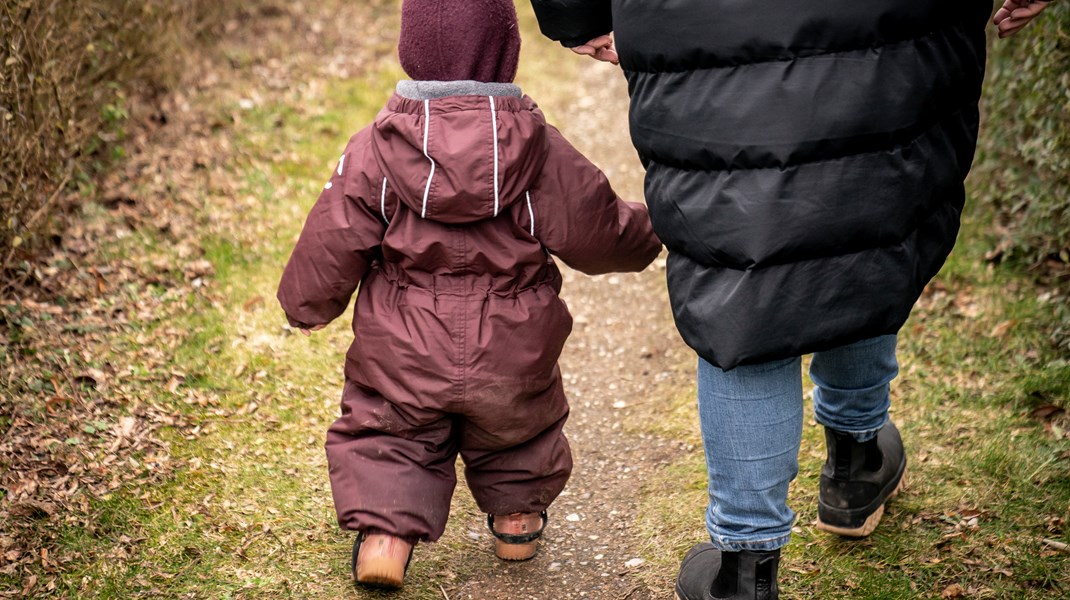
[530,1,1054,599]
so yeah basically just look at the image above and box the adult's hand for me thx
[993,0,1052,38]
[570,34,619,65]
[299,324,326,336]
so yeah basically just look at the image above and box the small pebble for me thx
[549,562,563,572]
[625,558,646,568]
[566,513,581,522]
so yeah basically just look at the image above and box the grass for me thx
[630,203,1070,598]
[33,32,503,597]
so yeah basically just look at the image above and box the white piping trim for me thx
[489,96,500,216]
[380,177,390,224]
[525,191,535,237]
[421,99,436,219]
[336,154,345,176]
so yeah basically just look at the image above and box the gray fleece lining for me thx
[396,80,523,100]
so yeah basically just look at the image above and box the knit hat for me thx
[398,0,521,83]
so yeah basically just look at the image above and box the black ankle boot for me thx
[675,543,779,600]
[817,420,907,537]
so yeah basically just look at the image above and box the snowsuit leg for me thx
[325,379,459,542]
[459,371,572,516]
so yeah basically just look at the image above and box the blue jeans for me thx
[696,335,899,551]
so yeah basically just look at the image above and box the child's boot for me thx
[816,420,907,537]
[487,511,547,560]
[351,532,414,588]
[675,543,780,600]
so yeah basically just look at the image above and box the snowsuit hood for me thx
[371,80,549,224]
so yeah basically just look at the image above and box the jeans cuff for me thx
[708,531,790,552]
[815,414,888,443]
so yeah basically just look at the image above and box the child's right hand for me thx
[300,324,327,336]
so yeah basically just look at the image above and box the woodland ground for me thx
[1,2,1067,599]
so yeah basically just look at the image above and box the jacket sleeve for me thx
[530,0,613,48]
[533,126,662,275]
[277,141,385,329]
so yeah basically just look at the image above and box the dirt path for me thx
[438,58,693,598]
[435,43,701,598]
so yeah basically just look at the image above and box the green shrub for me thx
[975,4,1070,265]
[973,4,1069,354]
[0,1,237,270]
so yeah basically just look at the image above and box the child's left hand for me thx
[571,34,619,65]
[300,324,327,336]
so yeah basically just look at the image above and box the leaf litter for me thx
[0,1,406,596]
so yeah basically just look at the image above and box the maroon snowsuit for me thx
[277,88,661,542]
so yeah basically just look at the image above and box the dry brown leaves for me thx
[0,39,238,600]
[1,2,394,595]
[0,119,222,595]
[1031,403,1069,441]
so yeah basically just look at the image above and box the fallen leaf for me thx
[21,574,37,596]
[9,500,57,519]
[941,583,965,599]
[184,259,214,279]
[1032,405,1066,420]
[45,396,70,412]
[989,320,1016,338]
[75,368,106,389]
[116,416,137,439]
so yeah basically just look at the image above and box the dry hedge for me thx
[976,5,1070,265]
[0,0,234,270]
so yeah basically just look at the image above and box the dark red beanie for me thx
[398,0,521,83]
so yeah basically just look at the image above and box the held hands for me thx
[570,34,619,65]
[993,0,1052,38]
[299,324,326,336]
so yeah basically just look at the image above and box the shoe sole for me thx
[355,556,405,588]
[816,466,907,537]
[495,539,537,561]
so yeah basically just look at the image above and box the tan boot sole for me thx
[495,539,538,561]
[355,556,406,588]
[816,468,907,537]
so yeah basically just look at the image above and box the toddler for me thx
[277,0,661,588]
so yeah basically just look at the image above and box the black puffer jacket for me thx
[532,0,991,369]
